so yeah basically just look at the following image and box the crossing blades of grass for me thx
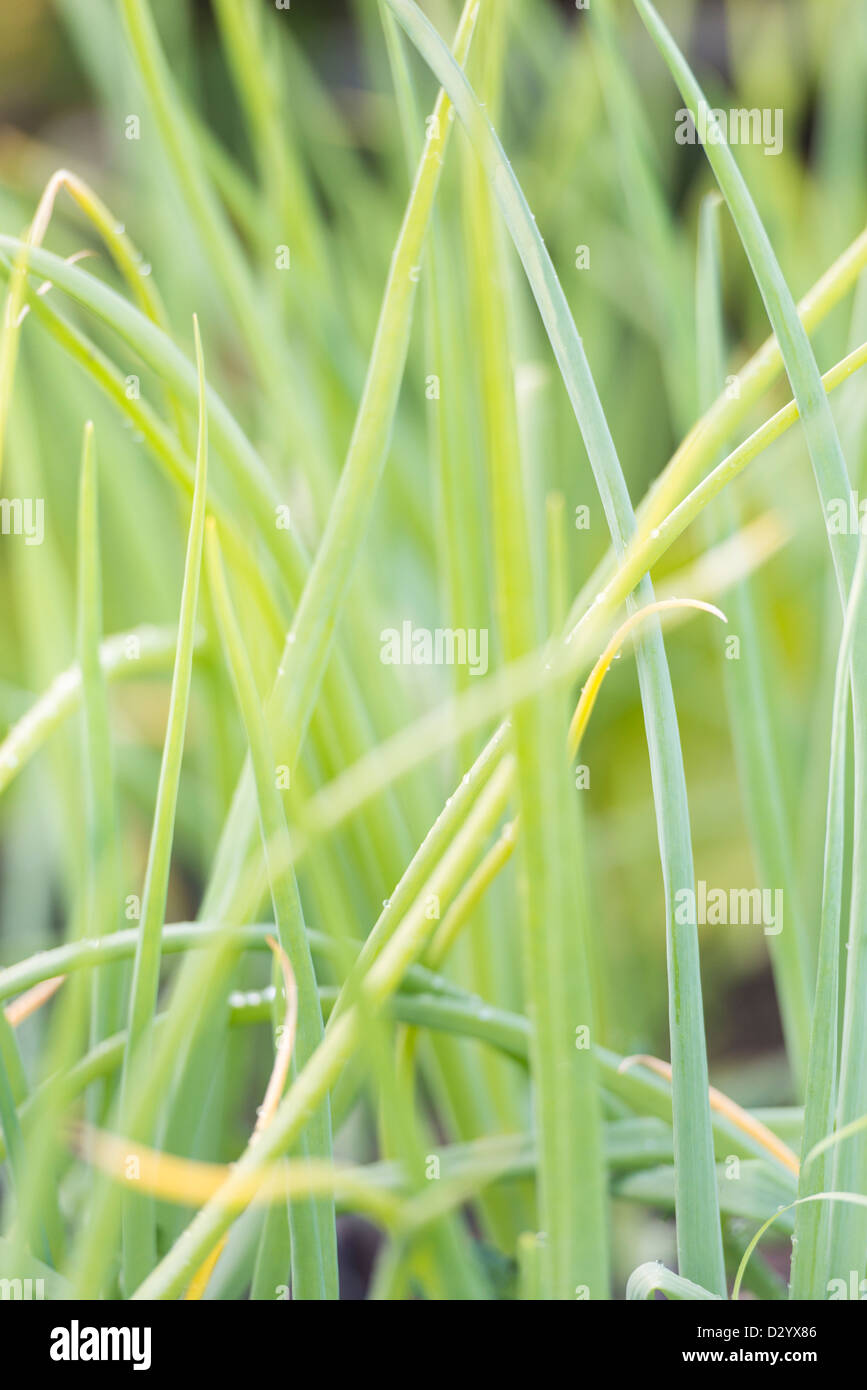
[3,0,864,1305]
[568,225,867,634]
[695,195,812,1092]
[158,5,482,994]
[384,0,726,1299]
[734,1193,867,1301]
[458,0,607,1296]
[791,535,867,1295]
[633,0,867,1287]
[131,754,515,1298]
[205,522,338,1300]
[630,0,856,593]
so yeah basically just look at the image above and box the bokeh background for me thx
[0,0,864,1290]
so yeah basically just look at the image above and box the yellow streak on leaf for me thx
[76,1124,400,1226]
[255,936,298,1135]
[619,1053,800,1177]
[568,599,727,759]
[185,934,297,1298]
[4,975,64,1026]
[183,1235,228,1302]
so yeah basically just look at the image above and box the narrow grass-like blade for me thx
[76,422,121,1117]
[119,314,209,1291]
